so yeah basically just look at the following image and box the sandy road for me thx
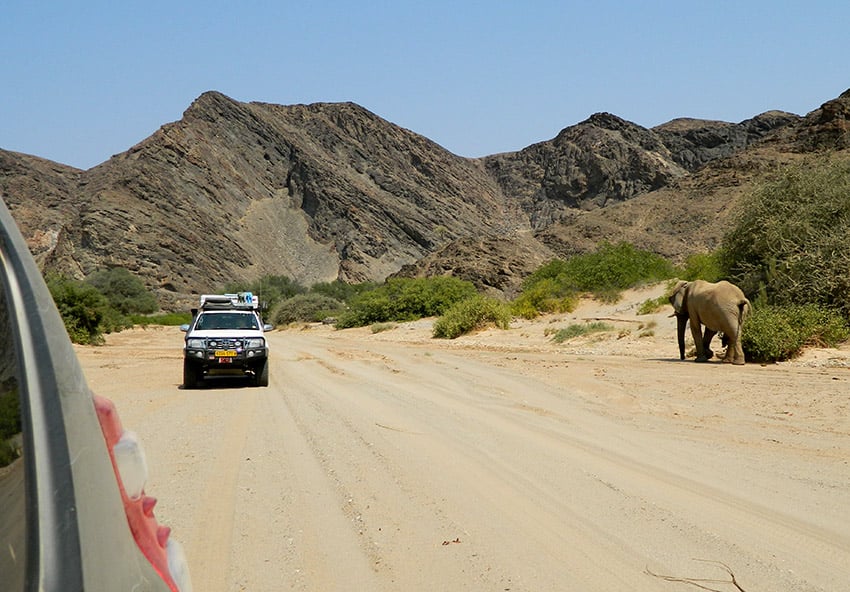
[76,291,850,592]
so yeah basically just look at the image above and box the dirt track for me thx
[76,285,850,592]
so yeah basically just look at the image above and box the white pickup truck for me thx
[180,293,272,388]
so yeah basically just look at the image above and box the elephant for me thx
[668,279,751,365]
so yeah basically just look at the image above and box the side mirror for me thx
[179,324,190,332]
[263,324,273,332]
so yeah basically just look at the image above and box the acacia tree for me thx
[721,156,850,314]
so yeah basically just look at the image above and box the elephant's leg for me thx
[726,333,746,365]
[676,314,688,360]
[717,327,744,364]
[733,341,746,364]
[690,318,709,362]
[702,328,717,360]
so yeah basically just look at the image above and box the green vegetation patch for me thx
[550,322,614,343]
[550,241,675,293]
[637,295,669,315]
[86,267,157,315]
[742,303,849,362]
[511,279,579,319]
[432,296,511,339]
[47,274,113,344]
[336,276,478,329]
[515,242,675,319]
[271,293,346,325]
[678,251,725,283]
[721,156,850,314]
[48,267,161,344]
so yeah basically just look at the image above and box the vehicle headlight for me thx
[246,338,265,349]
[187,338,205,349]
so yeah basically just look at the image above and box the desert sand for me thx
[75,283,850,592]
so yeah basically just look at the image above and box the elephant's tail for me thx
[737,298,751,336]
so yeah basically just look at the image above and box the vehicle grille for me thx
[207,338,244,348]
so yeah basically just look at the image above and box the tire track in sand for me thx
[187,389,258,592]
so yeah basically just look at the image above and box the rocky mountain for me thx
[404,90,849,293]
[2,88,849,309]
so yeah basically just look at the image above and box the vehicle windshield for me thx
[195,312,259,331]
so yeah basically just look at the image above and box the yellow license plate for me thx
[214,350,237,357]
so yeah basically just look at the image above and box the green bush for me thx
[556,242,675,293]
[336,277,478,329]
[678,251,724,282]
[98,306,135,335]
[433,296,511,339]
[271,293,346,324]
[515,242,675,318]
[742,303,849,362]
[511,278,579,319]
[48,269,167,342]
[550,322,614,343]
[637,295,668,315]
[85,267,157,315]
[721,157,850,313]
[47,275,110,344]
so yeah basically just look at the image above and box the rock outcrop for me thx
[795,89,850,150]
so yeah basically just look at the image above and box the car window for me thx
[196,313,258,330]
[0,259,26,590]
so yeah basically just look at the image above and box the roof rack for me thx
[199,292,258,311]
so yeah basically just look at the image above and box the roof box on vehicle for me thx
[199,292,258,311]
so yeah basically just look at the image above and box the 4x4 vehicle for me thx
[180,293,272,388]
[0,198,192,591]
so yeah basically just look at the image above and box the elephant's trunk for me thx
[676,313,688,360]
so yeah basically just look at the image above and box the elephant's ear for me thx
[670,281,688,314]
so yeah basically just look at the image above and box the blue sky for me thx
[3,1,848,170]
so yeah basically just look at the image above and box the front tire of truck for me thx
[183,359,201,389]
[253,359,269,387]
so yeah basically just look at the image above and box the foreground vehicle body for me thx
[0,199,191,591]
[181,294,272,388]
